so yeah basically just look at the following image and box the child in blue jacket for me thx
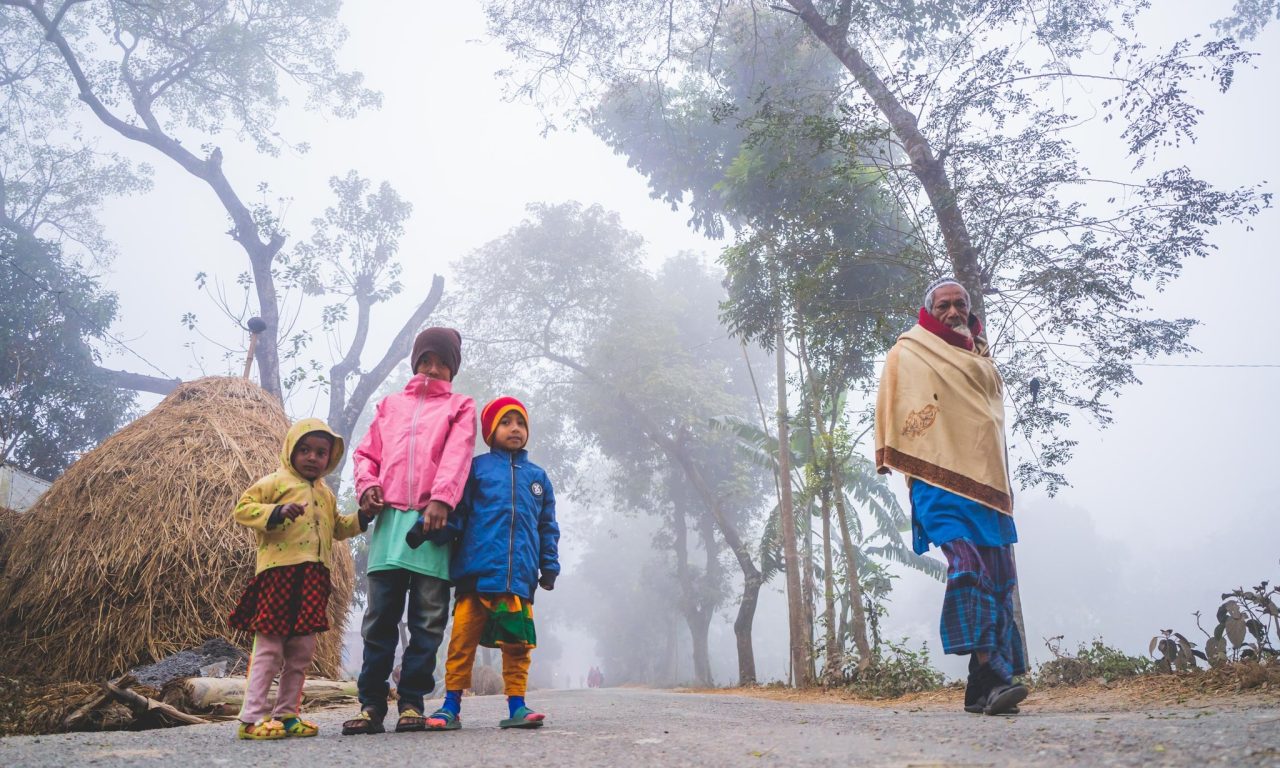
[407,396,560,730]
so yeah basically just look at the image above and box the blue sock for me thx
[442,689,462,716]
[507,695,526,718]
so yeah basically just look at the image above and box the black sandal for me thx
[396,707,427,732]
[983,683,1028,716]
[341,708,386,735]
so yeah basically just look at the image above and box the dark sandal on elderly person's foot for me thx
[965,700,1019,715]
[425,708,461,731]
[396,708,427,732]
[341,709,385,735]
[499,706,545,729]
[983,683,1028,716]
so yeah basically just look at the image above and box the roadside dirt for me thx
[689,667,1280,714]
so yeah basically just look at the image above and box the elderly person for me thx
[874,277,1027,716]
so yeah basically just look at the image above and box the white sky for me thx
[80,1,1279,683]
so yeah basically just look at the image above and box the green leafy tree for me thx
[2,0,442,434]
[590,10,917,682]
[450,203,776,684]
[484,0,1271,493]
[1216,1,1280,38]
[0,232,135,480]
[0,6,153,264]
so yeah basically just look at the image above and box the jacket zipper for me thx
[506,453,516,592]
[313,486,322,558]
[406,386,426,506]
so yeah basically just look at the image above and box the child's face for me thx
[291,433,333,480]
[415,351,453,382]
[493,411,528,451]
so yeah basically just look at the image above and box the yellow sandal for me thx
[280,716,319,737]
[237,717,286,740]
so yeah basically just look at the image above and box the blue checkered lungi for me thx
[939,539,1026,684]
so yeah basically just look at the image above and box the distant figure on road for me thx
[587,666,603,688]
[875,277,1028,716]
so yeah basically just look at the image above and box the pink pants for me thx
[239,632,318,723]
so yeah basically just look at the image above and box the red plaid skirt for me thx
[229,561,332,636]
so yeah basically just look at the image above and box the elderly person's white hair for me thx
[923,277,970,311]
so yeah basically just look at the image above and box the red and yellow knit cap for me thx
[480,396,529,446]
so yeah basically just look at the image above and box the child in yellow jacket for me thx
[228,418,368,740]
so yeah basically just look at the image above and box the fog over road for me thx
[2,688,1277,767]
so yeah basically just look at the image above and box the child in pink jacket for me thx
[341,327,477,736]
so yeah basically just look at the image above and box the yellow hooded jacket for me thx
[232,418,363,574]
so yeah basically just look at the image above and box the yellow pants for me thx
[444,593,533,696]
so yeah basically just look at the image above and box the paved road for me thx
[2,688,1278,767]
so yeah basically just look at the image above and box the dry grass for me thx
[0,677,153,736]
[0,506,23,573]
[691,662,1280,713]
[0,377,353,682]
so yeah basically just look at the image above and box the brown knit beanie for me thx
[410,327,462,377]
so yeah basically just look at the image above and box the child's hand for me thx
[423,500,450,531]
[280,502,307,521]
[360,486,386,516]
[539,572,557,591]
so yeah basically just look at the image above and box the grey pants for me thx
[357,568,450,714]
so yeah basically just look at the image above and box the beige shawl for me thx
[874,324,1013,514]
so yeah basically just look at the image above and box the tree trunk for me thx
[785,0,987,314]
[540,348,761,684]
[732,566,762,686]
[663,615,679,686]
[775,328,810,686]
[802,494,817,683]
[795,330,873,670]
[672,503,713,687]
[821,484,839,683]
[95,367,181,396]
[833,492,873,671]
[327,275,445,492]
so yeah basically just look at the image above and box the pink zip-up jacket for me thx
[352,375,477,512]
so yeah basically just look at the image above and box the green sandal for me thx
[426,708,462,731]
[499,706,545,729]
[280,716,319,737]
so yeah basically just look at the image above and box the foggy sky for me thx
[79,1,1280,683]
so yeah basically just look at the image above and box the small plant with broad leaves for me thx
[840,638,945,698]
[1149,629,1205,673]
[1153,576,1279,672]
[1197,581,1280,667]
[1037,636,1152,687]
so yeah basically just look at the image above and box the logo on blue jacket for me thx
[530,481,544,497]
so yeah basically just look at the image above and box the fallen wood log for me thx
[61,688,114,731]
[160,676,357,716]
[105,675,208,726]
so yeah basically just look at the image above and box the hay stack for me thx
[0,377,354,681]
[0,506,23,573]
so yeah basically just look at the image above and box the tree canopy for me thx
[0,232,135,480]
[484,0,1271,492]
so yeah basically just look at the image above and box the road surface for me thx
[1,687,1277,766]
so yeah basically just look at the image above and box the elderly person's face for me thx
[930,284,969,330]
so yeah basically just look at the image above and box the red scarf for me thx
[917,306,982,351]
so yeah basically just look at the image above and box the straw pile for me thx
[0,377,354,681]
[0,506,23,573]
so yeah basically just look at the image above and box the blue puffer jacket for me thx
[447,447,559,600]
